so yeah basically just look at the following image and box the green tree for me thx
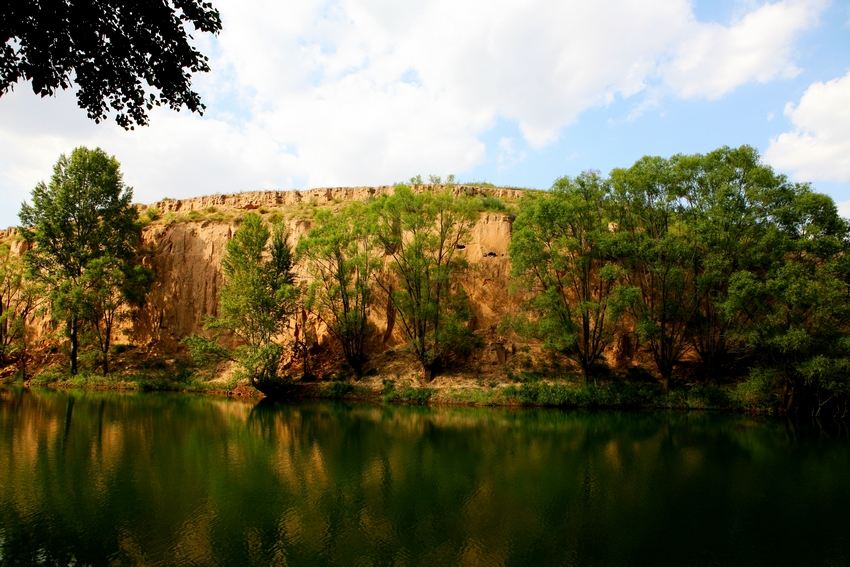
[298,203,380,377]
[81,256,152,375]
[610,156,699,393]
[371,186,478,381]
[724,189,850,415]
[1,0,221,128]
[676,146,792,377]
[19,147,142,375]
[187,213,298,387]
[510,172,623,382]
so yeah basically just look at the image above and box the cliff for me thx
[120,185,528,372]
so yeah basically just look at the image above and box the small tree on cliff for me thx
[371,186,478,381]
[298,203,380,377]
[81,256,152,375]
[19,147,143,375]
[187,213,298,386]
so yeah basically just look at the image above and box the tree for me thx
[1,0,221,128]
[676,146,792,377]
[371,186,478,381]
[510,172,623,382]
[298,203,380,377]
[0,243,39,371]
[81,256,152,375]
[723,189,850,416]
[19,147,142,375]
[187,213,299,388]
[610,156,699,393]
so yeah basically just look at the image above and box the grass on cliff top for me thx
[137,184,535,228]
[141,202,328,228]
[141,206,247,227]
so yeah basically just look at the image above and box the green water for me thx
[0,389,848,566]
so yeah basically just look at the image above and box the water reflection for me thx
[1,389,848,566]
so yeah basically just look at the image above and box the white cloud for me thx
[0,0,828,228]
[0,89,302,206]
[497,137,527,171]
[764,70,850,182]
[661,0,826,99]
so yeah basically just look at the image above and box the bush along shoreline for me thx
[6,366,784,416]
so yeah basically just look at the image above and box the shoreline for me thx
[3,372,778,416]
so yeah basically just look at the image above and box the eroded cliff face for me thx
[131,221,234,349]
[128,186,523,357]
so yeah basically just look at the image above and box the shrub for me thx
[732,369,778,411]
[504,381,660,408]
[477,195,507,212]
[381,380,395,400]
[510,371,546,383]
[381,380,433,405]
[327,381,354,398]
[685,384,731,409]
[141,207,161,224]
[29,370,63,387]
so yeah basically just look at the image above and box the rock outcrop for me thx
[131,187,524,353]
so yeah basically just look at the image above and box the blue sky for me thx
[1,0,849,228]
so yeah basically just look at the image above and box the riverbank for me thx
[253,376,774,414]
[2,364,776,414]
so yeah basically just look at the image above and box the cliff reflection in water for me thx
[1,390,849,566]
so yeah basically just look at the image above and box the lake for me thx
[1,389,848,566]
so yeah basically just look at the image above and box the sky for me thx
[1,0,849,229]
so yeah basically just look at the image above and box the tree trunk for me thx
[69,316,78,376]
[660,368,670,395]
[784,382,796,415]
[382,290,395,343]
[423,367,433,383]
[351,358,363,381]
[18,349,27,381]
[101,325,111,375]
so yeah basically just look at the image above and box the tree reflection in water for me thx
[1,389,848,566]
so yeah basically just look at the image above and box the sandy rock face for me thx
[458,213,516,331]
[462,212,514,259]
[131,213,329,349]
[131,221,234,348]
[130,207,521,349]
[0,229,28,256]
